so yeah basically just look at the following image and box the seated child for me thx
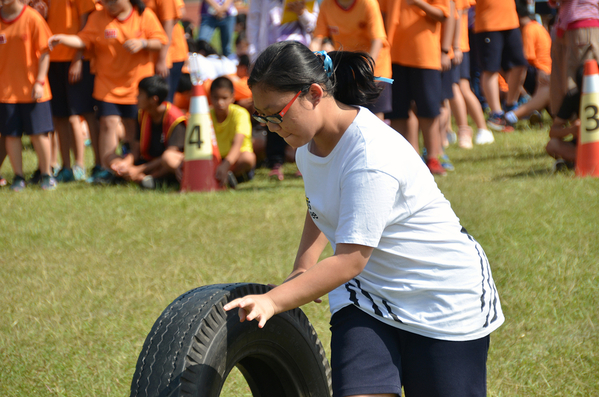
[546,66,584,171]
[111,75,186,188]
[209,76,256,187]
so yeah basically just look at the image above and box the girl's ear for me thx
[306,83,324,108]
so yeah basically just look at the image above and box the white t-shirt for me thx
[296,107,504,341]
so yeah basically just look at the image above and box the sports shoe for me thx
[440,153,455,171]
[503,102,518,113]
[52,165,61,177]
[40,174,57,191]
[426,157,447,176]
[268,163,284,181]
[10,175,26,192]
[86,165,104,183]
[446,130,457,146]
[0,175,7,187]
[140,175,156,189]
[458,126,473,149]
[487,113,514,133]
[475,129,495,145]
[226,171,238,189]
[28,169,42,184]
[73,164,86,181]
[552,159,575,172]
[55,167,75,183]
[91,169,115,185]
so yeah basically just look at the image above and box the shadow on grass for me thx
[495,167,554,179]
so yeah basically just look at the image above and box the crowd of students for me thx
[0,0,597,190]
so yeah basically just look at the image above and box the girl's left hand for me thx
[32,82,44,100]
[123,39,146,54]
[224,294,277,329]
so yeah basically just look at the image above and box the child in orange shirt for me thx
[504,1,552,127]
[310,0,392,120]
[49,0,168,184]
[0,0,56,191]
[46,0,96,183]
[473,0,528,132]
[387,0,450,176]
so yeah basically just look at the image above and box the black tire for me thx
[130,283,332,397]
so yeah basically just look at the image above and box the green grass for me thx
[1,124,598,396]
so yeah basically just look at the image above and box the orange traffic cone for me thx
[576,59,599,177]
[180,83,223,192]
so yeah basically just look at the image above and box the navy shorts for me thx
[0,101,54,137]
[441,65,459,101]
[523,65,538,94]
[459,51,471,80]
[474,28,528,72]
[168,61,185,103]
[48,61,96,117]
[96,101,138,119]
[387,64,442,119]
[330,305,490,397]
[366,81,392,114]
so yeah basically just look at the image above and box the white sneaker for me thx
[475,129,495,145]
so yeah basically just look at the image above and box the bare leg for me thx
[83,112,101,167]
[513,85,550,119]
[69,115,86,168]
[99,115,121,168]
[481,71,502,113]
[6,136,24,177]
[459,79,487,129]
[29,134,52,175]
[419,116,442,159]
[231,150,256,177]
[54,117,72,169]
[506,66,527,106]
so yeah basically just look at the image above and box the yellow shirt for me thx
[211,104,253,158]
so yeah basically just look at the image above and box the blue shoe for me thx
[86,165,104,183]
[487,113,514,133]
[91,169,115,185]
[52,165,61,177]
[55,167,75,183]
[10,175,26,192]
[28,169,41,184]
[40,174,57,191]
[440,153,455,171]
[73,165,86,181]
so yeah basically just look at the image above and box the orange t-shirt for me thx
[378,0,400,48]
[453,0,470,52]
[77,7,168,104]
[143,0,178,21]
[521,20,551,75]
[169,21,188,63]
[390,0,450,70]
[47,0,96,61]
[314,0,392,78]
[474,0,518,33]
[0,6,52,103]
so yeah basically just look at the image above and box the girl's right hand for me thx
[223,294,277,329]
[48,35,63,51]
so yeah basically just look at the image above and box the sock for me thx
[505,111,518,124]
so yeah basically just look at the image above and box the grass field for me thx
[0,125,598,396]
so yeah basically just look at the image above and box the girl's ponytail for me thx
[131,0,145,14]
[248,41,382,107]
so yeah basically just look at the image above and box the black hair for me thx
[248,41,382,106]
[138,75,169,103]
[515,0,533,19]
[238,54,250,69]
[235,30,248,47]
[210,76,234,95]
[235,13,247,31]
[177,73,192,93]
[575,64,585,91]
[196,40,218,56]
[130,0,145,15]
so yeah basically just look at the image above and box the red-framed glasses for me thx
[252,90,302,124]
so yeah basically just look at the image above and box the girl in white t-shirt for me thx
[224,41,504,397]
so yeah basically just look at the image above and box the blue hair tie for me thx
[374,77,394,84]
[314,51,333,78]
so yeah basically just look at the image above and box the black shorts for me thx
[460,51,471,80]
[474,28,529,72]
[48,61,96,117]
[523,65,538,95]
[96,101,138,119]
[0,101,54,137]
[366,81,392,114]
[330,305,490,397]
[387,64,442,119]
[441,65,459,101]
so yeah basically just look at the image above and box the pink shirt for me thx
[557,0,599,31]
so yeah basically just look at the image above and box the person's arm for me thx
[452,5,463,65]
[369,38,383,63]
[156,19,175,78]
[224,241,373,328]
[550,117,580,139]
[286,211,330,282]
[48,34,86,50]
[440,0,455,71]
[32,51,50,100]
[215,133,245,184]
[406,0,447,22]
[69,12,91,84]
[123,38,163,54]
